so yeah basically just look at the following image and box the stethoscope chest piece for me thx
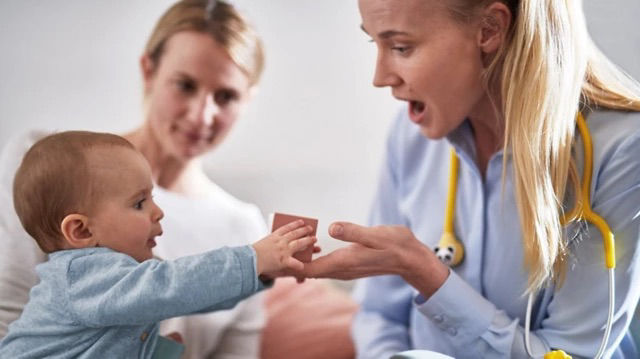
[435,113,614,358]
[434,232,464,267]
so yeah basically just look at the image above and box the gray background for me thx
[1,0,638,252]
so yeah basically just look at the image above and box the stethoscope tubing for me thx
[441,113,616,358]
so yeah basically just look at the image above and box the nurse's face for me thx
[141,31,252,161]
[359,0,486,139]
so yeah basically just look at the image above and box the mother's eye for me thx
[214,90,238,106]
[176,78,197,94]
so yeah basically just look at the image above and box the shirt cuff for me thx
[233,245,272,296]
[414,270,496,344]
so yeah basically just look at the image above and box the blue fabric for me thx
[352,109,640,358]
[0,245,268,358]
[151,336,184,359]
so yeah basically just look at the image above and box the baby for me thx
[0,131,315,358]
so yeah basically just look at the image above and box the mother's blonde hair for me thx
[451,0,640,292]
[144,0,264,86]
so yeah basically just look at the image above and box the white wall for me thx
[1,1,638,252]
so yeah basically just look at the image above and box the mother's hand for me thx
[304,222,450,298]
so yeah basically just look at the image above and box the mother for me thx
[307,0,640,358]
[0,1,267,357]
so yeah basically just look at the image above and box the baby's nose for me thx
[153,203,165,222]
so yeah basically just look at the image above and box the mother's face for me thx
[141,31,252,160]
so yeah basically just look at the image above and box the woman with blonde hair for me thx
[0,0,269,357]
[305,0,640,357]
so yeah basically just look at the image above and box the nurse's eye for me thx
[177,78,197,94]
[391,45,412,55]
[134,198,146,210]
[214,90,238,106]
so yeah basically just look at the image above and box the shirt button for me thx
[433,315,444,323]
[448,327,458,336]
[140,332,148,341]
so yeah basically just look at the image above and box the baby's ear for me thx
[60,214,95,248]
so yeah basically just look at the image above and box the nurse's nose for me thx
[372,54,402,88]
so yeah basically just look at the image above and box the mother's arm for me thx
[0,131,48,338]
[0,226,47,338]
[209,293,264,359]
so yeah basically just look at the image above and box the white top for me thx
[0,130,269,359]
[154,183,268,359]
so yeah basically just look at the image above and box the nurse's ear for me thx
[476,2,512,56]
[60,214,96,249]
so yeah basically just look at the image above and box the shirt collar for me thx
[445,118,507,170]
[445,119,477,162]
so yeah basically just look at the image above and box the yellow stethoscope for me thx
[434,113,615,359]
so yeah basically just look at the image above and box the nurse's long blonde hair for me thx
[451,0,640,292]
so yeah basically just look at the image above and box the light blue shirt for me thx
[0,245,269,358]
[352,109,640,358]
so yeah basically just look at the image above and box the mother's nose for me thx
[187,93,218,127]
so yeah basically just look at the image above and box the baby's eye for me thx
[134,198,146,210]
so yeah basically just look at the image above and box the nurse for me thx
[305,0,640,357]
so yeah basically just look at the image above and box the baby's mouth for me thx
[410,100,425,115]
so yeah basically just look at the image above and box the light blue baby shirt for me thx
[0,245,269,358]
[352,109,640,358]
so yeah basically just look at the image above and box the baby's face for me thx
[87,147,164,262]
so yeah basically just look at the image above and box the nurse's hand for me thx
[304,222,450,298]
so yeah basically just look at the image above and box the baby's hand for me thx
[252,219,316,279]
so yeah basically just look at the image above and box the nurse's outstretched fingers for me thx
[328,222,384,248]
[329,222,419,251]
[302,244,371,280]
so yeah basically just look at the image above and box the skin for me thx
[57,30,260,345]
[362,0,511,174]
[305,0,511,298]
[60,146,317,276]
[61,146,165,263]
[86,147,164,262]
[124,31,254,196]
[121,30,322,276]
